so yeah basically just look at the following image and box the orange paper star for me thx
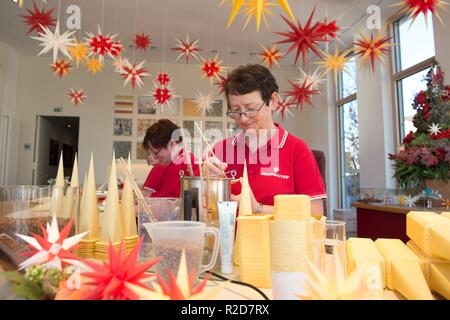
[315,46,351,83]
[442,199,450,209]
[393,0,449,25]
[259,44,283,69]
[50,59,72,78]
[354,29,393,72]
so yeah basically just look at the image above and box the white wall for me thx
[434,19,450,75]
[14,56,299,184]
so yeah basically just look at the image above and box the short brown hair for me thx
[143,119,182,149]
[225,64,279,106]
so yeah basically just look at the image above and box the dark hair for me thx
[225,64,279,106]
[143,119,182,149]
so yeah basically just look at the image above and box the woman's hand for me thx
[205,156,228,176]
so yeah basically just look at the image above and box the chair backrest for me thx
[312,150,326,188]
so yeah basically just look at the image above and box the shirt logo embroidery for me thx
[273,167,280,173]
[260,172,290,179]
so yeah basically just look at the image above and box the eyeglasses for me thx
[226,101,265,119]
[147,147,161,157]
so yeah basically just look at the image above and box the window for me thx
[393,14,435,141]
[336,56,360,209]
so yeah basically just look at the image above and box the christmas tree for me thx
[389,64,450,189]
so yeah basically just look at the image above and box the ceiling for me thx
[0,0,398,70]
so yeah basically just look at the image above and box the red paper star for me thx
[153,87,173,105]
[214,72,230,95]
[120,60,149,90]
[275,96,295,120]
[199,54,226,81]
[354,30,392,72]
[172,34,202,64]
[80,237,161,300]
[398,0,448,25]
[68,89,86,106]
[20,1,56,34]
[284,79,319,110]
[85,26,123,61]
[156,72,171,86]
[134,33,151,51]
[155,271,210,300]
[50,59,72,78]
[274,7,328,66]
[259,44,283,69]
[318,18,340,40]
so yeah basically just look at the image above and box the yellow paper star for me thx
[85,58,103,75]
[126,250,227,300]
[226,0,295,29]
[242,0,277,31]
[18,0,47,8]
[316,46,351,83]
[69,37,89,68]
[354,28,394,73]
[398,195,407,206]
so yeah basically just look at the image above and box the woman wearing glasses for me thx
[208,64,327,216]
[142,119,198,197]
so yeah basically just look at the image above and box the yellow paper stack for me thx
[347,237,385,299]
[78,154,100,258]
[406,211,450,298]
[441,212,450,219]
[375,238,433,300]
[121,154,138,253]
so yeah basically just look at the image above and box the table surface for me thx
[352,201,448,215]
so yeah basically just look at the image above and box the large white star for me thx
[31,21,75,63]
[296,68,325,90]
[428,123,442,136]
[113,56,130,73]
[193,91,215,113]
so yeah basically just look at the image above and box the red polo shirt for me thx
[212,124,326,205]
[143,149,199,198]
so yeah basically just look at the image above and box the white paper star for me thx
[119,60,150,90]
[31,21,75,63]
[296,68,325,90]
[405,195,417,208]
[172,33,202,64]
[193,91,215,113]
[428,123,442,136]
[113,56,130,73]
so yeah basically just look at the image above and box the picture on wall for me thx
[113,141,132,159]
[114,95,134,114]
[161,97,180,116]
[206,100,224,117]
[49,139,59,166]
[114,118,133,136]
[138,96,156,115]
[136,142,147,160]
[137,119,155,137]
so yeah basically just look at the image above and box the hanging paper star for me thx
[68,89,86,106]
[193,91,215,113]
[214,72,230,95]
[85,26,123,62]
[354,29,393,73]
[259,44,283,69]
[318,18,341,40]
[17,0,47,8]
[275,96,295,120]
[20,1,56,35]
[156,72,171,86]
[126,250,226,300]
[15,216,88,271]
[284,79,319,110]
[151,81,176,107]
[68,37,89,68]
[120,60,149,90]
[405,195,417,208]
[112,56,130,73]
[79,237,161,300]
[134,33,151,51]
[442,199,450,209]
[316,47,351,83]
[296,68,325,90]
[274,7,328,66]
[50,59,72,78]
[85,58,103,75]
[199,54,227,82]
[226,0,295,29]
[241,0,277,31]
[31,21,75,63]
[393,0,449,25]
[172,34,202,64]
[428,123,442,135]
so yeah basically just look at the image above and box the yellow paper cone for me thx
[121,154,137,237]
[50,153,65,217]
[80,173,87,217]
[99,152,123,243]
[79,153,100,240]
[61,155,80,219]
[239,161,252,216]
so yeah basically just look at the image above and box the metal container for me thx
[179,170,235,224]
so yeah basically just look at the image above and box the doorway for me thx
[33,116,80,185]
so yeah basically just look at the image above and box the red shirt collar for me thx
[231,123,288,149]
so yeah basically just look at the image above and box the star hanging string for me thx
[50,59,72,78]
[392,0,449,26]
[151,81,176,108]
[68,37,89,68]
[316,46,351,83]
[354,29,393,73]
[134,33,151,51]
[15,216,88,271]
[193,91,215,114]
[20,1,56,34]
[241,0,277,31]
[126,250,226,300]
[85,26,123,62]
[275,96,295,120]
[79,237,161,300]
[68,89,86,106]
[156,72,171,86]
[120,60,149,90]
[226,0,295,29]
[274,7,328,66]
[199,54,227,82]
[284,79,319,110]
[17,0,47,8]
[85,58,103,75]
[296,68,325,90]
[172,34,202,64]
[214,72,229,95]
[31,21,75,63]
[259,44,283,69]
